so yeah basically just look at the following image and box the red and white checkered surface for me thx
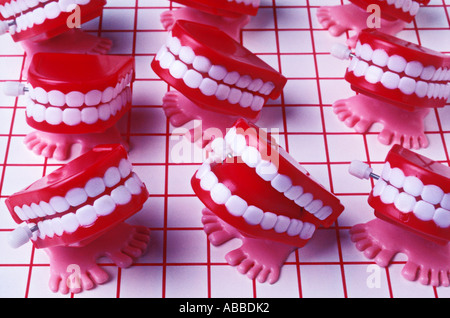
[0,0,449,298]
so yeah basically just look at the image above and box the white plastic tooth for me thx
[32,103,45,122]
[284,185,304,201]
[225,195,248,217]
[63,108,81,126]
[167,36,181,55]
[169,60,188,79]
[39,201,55,216]
[274,215,290,233]
[388,55,407,73]
[353,60,368,77]
[84,177,106,198]
[241,146,261,168]
[441,194,450,210]
[410,1,419,16]
[85,90,102,106]
[243,205,264,225]
[94,195,116,216]
[118,159,132,179]
[65,187,88,207]
[42,220,54,238]
[250,95,265,112]
[380,185,398,204]
[98,104,111,121]
[81,107,99,125]
[315,206,332,220]
[33,7,46,25]
[248,78,263,92]
[229,133,246,156]
[360,43,373,61]
[355,41,362,57]
[34,87,48,104]
[49,196,69,213]
[405,60,423,78]
[183,69,203,89]
[403,176,423,197]
[76,205,97,226]
[60,213,79,233]
[200,171,218,191]
[159,50,175,69]
[365,65,383,84]
[239,92,253,108]
[259,82,275,96]
[381,71,400,90]
[295,192,313,208]
[395,0,405,9]
[299,222,315,240]
[154,46,167,62]
[22,205,36,219]
[255,160,278,182]
[420,65,436,81]
[223,71,240,85]
[287,219,303,236]
[305,199,323,214]
[415,81,428,98]
[271,174,292,193]
[372,49,389,67]
[433,208,450,228]
[394,192,416,213]
[199,78,218,96]
[348,57,358,72]
[413,200,435,221]
[398,77,416,95]
[179,46,195,64]
[210,183,232,205]
[10,0,21,14]
[51,218,64,236]
[427,83,436,99]
[260,212,277,230]
[421,184,444,205]
[44,1,61,19]
[102,87,114,104]
[215,84,231,101]
[59,0,77,12]
[66,91,84,107]
[208,65,227,81]
[432,67,443,82]
[125,175,142,195]
[228,88,242,104]
[196,161,211,180]
[111,185,132,205]
[104,166,121,188]
[389,167,405,188]
[193,55,212,73]
[30,203,46,218]
[372,179,387,197]
[75,0,89,4]
[236,75,252,89]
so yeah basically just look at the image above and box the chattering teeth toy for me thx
[349,145,449,287]
[160,0,259,41]
[192,119,345,283]
[0,0,111,76]
[3,52,134,160]
[317,0,430,47]
[6,144,150,294]
[152,20,287,146]
[331,29,450,149]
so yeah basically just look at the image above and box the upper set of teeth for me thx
[373,161,450,228]
[155,34,276,112]
[382,0,421,17]
[349,41,450,100]
[229,0,260,8]
[1,0,92,33]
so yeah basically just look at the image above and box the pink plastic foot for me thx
[160,7,250,40]
[202,208,296,284]
[163,91,244,147]
[316,4,405,47]
[45,222,150,294]
[350,218,450,287]
[24,125,128,161]
[21,29,112,78]
[333,94,430,149]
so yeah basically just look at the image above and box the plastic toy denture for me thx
[316,0,430,47]
[171,0,260,18]
[6,144,150,293]
[152,20,287,144]
[331,29,450,149]
[3,52,134,160]
[192,119,345,283]
[349,145,450,287]
[0,0,107,42]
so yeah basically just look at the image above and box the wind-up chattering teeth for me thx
[152,20,287,146]
[348,145,450,287]
[6,144,151,294]
[317,0,430,47]
[191,119,345,283]
[330,29,450,149]
[0,0,112,75]
[3,52,134,160]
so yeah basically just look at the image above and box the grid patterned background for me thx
[0,0,449,298]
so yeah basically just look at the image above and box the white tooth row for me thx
[5,0,92,34]
[383,0,420,17]
[209,128,334,221]
[196,160,316,240]
[373,161,450,228]
[26,86,131,126]
[13,158,135,222]
[154,35,276,112]
[28,71,133,108]
[350,42,450,100]
[231,0,260,8]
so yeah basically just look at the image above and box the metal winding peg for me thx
[348,160,380,180]
[8,224,39,249]
[0,20,16,35]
